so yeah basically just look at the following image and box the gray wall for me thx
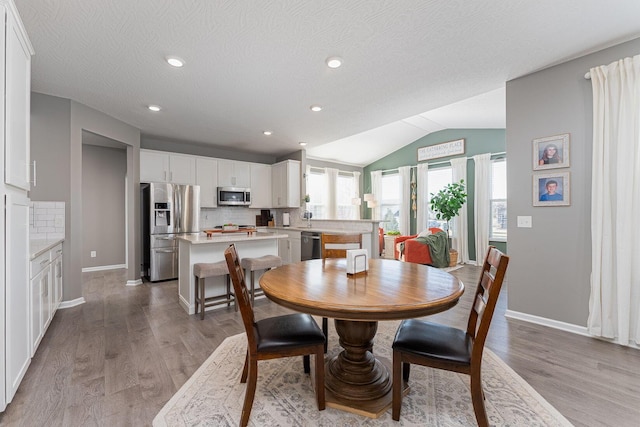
[31,93,141,302]
[82,145,127,268]
[506,37,640,326]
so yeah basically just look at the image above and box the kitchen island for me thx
[176,232,287,315]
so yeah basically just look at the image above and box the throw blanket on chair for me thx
[414,231,450,268]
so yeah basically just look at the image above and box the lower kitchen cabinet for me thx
[277,230,301,265]
[29,241,63,357]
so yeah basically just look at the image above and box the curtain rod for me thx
[378,151,506,174]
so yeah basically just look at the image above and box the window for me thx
[336,172,357,219]
[306,168,326,219]
[427,167,453,231]
[490,160,507,240]
[306,167,359,220]
[380,173,400,232]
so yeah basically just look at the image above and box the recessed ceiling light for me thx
[310,105,323,112]
[166,56,185,67]
[299,142,307,146]
[263,130,273,136]
[325,56,343,69]
[148,105,161,112]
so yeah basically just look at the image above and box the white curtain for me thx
[370,170,382,220]
[450,158,469,264]
[473,154,491,264]
[398,166,411,235]
[588,54,640,346]
[325,167,338,219]
[416,163,430,231]
[352,171,361,219]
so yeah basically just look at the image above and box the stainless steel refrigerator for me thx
[141,182,200,281]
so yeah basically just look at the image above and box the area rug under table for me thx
[154,320,572,426]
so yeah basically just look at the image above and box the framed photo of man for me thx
[533,172,570,206]
[533,133,570,170]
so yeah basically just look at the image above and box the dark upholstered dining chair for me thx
[224,244,325,427]
[319,233,363,352]
[391,246,509,427]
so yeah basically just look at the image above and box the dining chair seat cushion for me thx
[194,260,228,278]
[393,319,471,365]
[256,313,325,353]
[241,255,283,271]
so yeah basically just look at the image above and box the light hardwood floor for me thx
[1,265,639,426]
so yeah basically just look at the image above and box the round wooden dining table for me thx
[259,258,464,418]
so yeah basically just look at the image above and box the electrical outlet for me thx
[90,251,96,258]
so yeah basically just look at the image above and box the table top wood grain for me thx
[259,258,464,321]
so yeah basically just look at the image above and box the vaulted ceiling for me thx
[16,0,640,166]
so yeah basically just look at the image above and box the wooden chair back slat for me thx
[466,246,509,355]
[320,233,362,259]
[225,244,257,352]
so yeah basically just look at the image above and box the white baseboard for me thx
[58,297,86,309]
[82,264,126,272]
[505,309,591,337]
[126,279,143,287]
[505,309,640,349]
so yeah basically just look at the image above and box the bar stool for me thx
[193,260,236,320]
[240,255,282,305]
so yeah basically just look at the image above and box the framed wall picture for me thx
[533,133,570,170]
[533,171,570,206]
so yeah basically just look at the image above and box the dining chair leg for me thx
[240,358,258,427]
[240,351,249,383]
[322,317,328,353]
[250,270,256,306]
[392,350,402,421]
[303,355,310,374]
[470,369,489,427]
[315,347,326,410]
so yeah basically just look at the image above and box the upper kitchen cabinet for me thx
[272,160,300,208]
[140,149,196,185]
[249,163,272,208]
[196,157,218,208]
[218,159,250,188]
[3,2,34,191]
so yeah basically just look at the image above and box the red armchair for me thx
[393,228,444,264]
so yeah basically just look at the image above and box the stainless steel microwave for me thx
[217,187,251,206]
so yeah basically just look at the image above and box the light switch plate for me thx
[517,216,532,228]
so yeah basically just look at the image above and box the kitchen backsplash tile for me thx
[30,201,65,240]
[199,207,267,229]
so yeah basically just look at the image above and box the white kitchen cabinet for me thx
[218,159,250,188]
[271,160,301,208]
[52,244,63,310]
[29,241,63,358]
[5,192,30,405]
[140,149,196,184]
[249,163,272,208]
[196,157,218,207]
[277,230,301,265]
[3,4,33,191]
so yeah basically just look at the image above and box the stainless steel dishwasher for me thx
[301,231,321,261]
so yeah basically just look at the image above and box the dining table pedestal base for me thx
[323,319,408,418]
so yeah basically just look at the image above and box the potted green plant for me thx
[429,180,467,266]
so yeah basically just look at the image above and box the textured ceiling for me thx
[15,0,640,166]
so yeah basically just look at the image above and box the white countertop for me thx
[30,238,64,259]
[178,232,287,245]
[263,226,373,234]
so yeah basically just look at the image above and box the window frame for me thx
[490,159,507,242]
